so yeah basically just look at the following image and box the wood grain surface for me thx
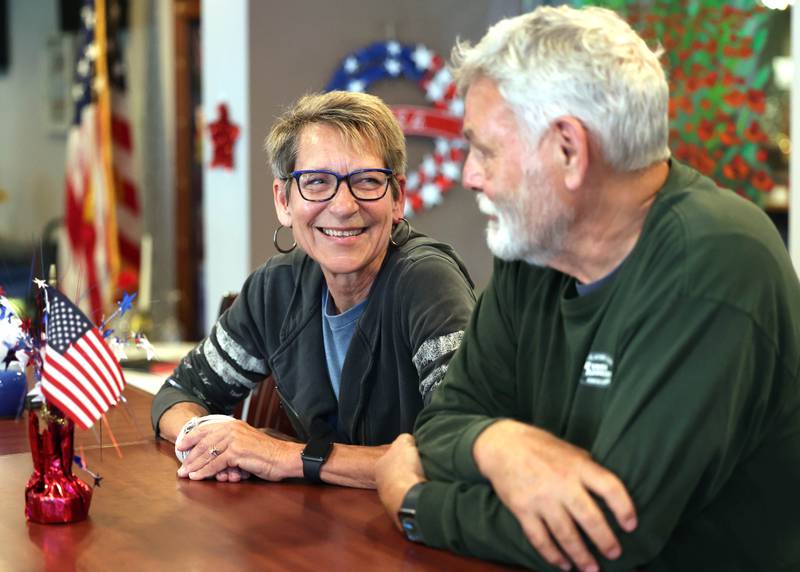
[0,391,514,571]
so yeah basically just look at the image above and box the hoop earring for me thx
[390,218,411,247]
[273,224,296,253]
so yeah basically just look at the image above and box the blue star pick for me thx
[117,292,137,316]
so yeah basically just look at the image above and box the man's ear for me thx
[272,178,293,227]
[553,117,589,192]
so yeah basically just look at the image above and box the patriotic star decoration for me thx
[435,138,451,155]
[327,41,437,94]
[441,161,461,181]
[411,45,434,70]
[73,455,103,487]
[326,41,465,217]
[385,59,402,76]
[421,183,444,207]
[448,98,465,117]
[348,79,366,92]
[0,296,31,372]
[108,338,128,361]
[33,278,48,290]
[135,334,157,361]
[344,56,359,74]
[2,347,18,370]
[117,292,137,316]
[422,156,437,177]
[208,103,241,170]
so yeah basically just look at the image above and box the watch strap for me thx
[398,482,426,543]
[301,435,333,484]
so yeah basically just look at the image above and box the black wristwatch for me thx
[300,436,333,484]
[398,482,426,543]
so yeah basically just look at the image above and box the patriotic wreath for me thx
[326,41,466,216]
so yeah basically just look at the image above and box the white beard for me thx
[476,170,573,267]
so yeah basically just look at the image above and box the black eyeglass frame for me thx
[285,168,395,202]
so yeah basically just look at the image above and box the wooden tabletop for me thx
[0,386,155,456]
[0,390,513,571]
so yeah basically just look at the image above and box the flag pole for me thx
[94,0,121,308]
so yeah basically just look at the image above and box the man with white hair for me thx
[375,5,800,571]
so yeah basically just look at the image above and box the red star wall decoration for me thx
[207,103,240,170]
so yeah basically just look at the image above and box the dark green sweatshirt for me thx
[414,162,800,571]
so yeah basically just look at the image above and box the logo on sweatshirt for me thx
[580,352,614,387]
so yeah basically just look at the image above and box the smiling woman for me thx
[150,91,476,490]
[273,123,403,312]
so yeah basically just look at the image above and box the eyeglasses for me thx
[286,168,394,202]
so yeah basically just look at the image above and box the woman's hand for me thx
[176,419,303,481]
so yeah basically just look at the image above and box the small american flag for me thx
[40,286,126,429]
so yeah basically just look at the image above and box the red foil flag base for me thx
[25,406,92,524]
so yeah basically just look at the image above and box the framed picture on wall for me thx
[44,34,75,134]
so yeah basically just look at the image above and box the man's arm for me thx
[379,426,633,572]
[472,420,636,570]
[377,433,615,571]
[407,265,633,570]
[411,276,776,570]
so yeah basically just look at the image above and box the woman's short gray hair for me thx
[264,91,407,199]
[452,5,670,172]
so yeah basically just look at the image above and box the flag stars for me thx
[77,58,91,78]
[81,6,95,29]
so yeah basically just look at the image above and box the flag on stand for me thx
[108,0,142,289]
[61,0,120,325]
[40,286,126,430]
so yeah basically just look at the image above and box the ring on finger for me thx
[209,446,220,458]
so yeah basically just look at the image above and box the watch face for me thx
[400,515,424,543]
[302,438,333,462]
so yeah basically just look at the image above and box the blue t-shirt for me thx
[321,283,367,400]
[575,260,625,297]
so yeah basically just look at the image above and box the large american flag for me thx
[108,0,141,284]
[40,286,125,430]
[62,0,122,325]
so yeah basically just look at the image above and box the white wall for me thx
[0,0,65,242]
[201,0,250,333]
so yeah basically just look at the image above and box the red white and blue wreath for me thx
[326,41,466,216]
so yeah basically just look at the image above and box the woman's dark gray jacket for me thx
[151,228,476,444]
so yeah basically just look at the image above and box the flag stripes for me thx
[40,285,126,430]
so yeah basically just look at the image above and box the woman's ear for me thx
[273,178,293,227]
[391,175,407,222]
